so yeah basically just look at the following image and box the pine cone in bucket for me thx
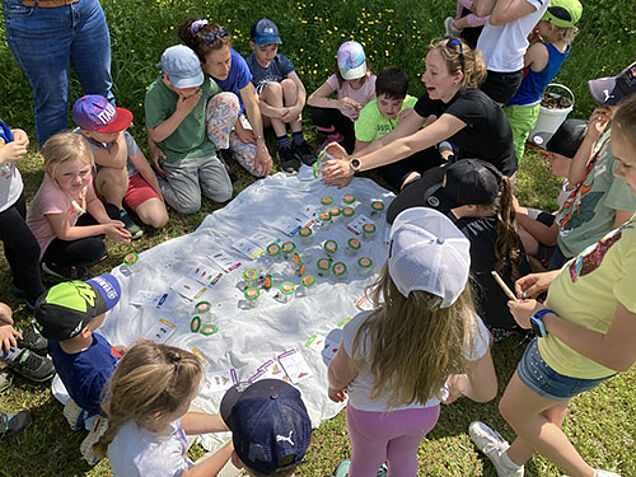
[541,92,572,109]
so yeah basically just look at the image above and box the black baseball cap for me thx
[546,118,588,159]
[588,61,636,106]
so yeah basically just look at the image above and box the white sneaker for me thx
[593,471,621,477]
[80,415,109,465]
[469,421,524,477]
[63,399,85,431]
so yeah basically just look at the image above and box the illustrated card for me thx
[277,348,312,384]
[209,250,242,273]
[172,276,207,301]
[130,290,165,308]
[231,238,263,259]
[137,318,177,344]
[271,216,304,236]
[204,367,239,393]
[188,265,219,285]
[248,359,289,383]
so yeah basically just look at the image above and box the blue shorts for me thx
[517,338,614,401]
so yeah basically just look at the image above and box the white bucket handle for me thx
[546,83,575,108]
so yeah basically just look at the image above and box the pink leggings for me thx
[346,404,440,477]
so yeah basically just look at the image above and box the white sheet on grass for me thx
[99,170,394,450]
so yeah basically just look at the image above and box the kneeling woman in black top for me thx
[387,160,530,335]
[322,37,517,188]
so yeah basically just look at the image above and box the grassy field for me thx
[1,0,635,475]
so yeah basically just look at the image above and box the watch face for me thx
[350,159,361,171]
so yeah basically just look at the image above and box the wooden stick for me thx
[491,271,518,301]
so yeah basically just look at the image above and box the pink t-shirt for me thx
[26,173,88,260]
[325,72,377,121]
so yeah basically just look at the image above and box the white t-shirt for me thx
[108,419,193,477]
[477,0,549,73]
[342,310,490,412]
[0,162,23,213]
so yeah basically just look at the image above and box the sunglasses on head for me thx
[443,36,465,73]
[200,27,229,45]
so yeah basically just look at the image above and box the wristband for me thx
[530,308,555,338]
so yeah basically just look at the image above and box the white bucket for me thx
[529,83,574,147]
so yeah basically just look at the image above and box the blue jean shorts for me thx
[517,338,614,401]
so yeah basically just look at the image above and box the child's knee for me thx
[262,81,283,100]
[281,78,298,99]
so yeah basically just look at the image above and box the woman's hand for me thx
[321,142,354,188]
[328,385,348,403]
[514,270,559,298]
[507,299,544,329]
[254,143,273,176]
[235,118,256,144]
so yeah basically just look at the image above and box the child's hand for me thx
[104,220,131,243]
[176,89,202,117]
[514,270,559,299]
[398,108,414,122]
[328,385,348,403]
[11,128,29,146]
[113,345,128,356]
[507,299,544,329]
[587,107,612,142]
[443,374,466,405]
[0,323,21,354]
[0,140,29,164]
[148,142,167,178]
[339,97,361,112]
[281,105,302,123]
[528,27,542,44]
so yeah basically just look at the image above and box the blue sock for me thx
[292,131,304,146]
[277,135,291,149]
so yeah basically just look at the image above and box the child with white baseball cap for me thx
[327,207,497,476]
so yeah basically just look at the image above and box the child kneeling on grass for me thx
[94,341,234,477]
[73,95,168,237]
[146,45,233,215]
[34,274,126,464]
[246,18,315,172]
[27,132,131,280]
[328,207,497,477]
[469,92,636,477]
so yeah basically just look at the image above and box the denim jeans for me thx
[3,0,113,146]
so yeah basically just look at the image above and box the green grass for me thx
[1,0,635,475]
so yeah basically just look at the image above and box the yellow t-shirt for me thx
[539,214,636,379]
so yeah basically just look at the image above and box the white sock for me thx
[501,451,524,471]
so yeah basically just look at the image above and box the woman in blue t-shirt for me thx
[179,17,273,177]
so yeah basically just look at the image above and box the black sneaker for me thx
[42,262,88,280]
[293,141,317,166]
[119,209,143,240]
[16,327,48,356]
[0,410,33,435]
[277,146,301,173]
[8,348,55,382]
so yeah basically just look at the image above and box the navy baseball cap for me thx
[157,45,204,89]
[250,18,282,45]
[221,379,311,474]
[72,95,133,134]
[34,274,121,341]
[588,61,636,106]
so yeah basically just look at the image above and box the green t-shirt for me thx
[354,95,418,143]
[555,130,636,258]
[144,77,221,162]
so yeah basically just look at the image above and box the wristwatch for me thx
[530,308,554,338]
[349,158,361,173]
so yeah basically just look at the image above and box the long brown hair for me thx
[428,37,487,90]
[94,342,202,458]
[352,263,478,408]
[178,17,233,64]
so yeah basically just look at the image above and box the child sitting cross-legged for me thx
[246,18,315,172]
[34,274,126,464]
[73,95,169,237]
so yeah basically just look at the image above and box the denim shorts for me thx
[517,338,613,401]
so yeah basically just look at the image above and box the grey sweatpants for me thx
[159,153,232,214]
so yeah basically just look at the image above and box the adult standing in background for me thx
[3,0,113,146]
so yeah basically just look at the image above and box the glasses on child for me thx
[200,28,229,45]
[443,37,465,73]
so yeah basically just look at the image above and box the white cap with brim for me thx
[340,63,367,81]
[157,45,205,89]
[388,207,470,308]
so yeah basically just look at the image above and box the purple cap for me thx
[337,41,367,80]
[72,95,133,134]
[221,379,311,474]
[588,61,636,106]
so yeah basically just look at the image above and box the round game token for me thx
[324,240,338,254]
[298,264,306,276]
[342,206,355,217]
[267,243,281,257]
[263,274,273,290]
[190,316,202,333]
[328,207,341,218]
[302,275,316,287]
[282,241,296,253]
[299,227,312,237]
[317,258,331,271]
[332,262,347,276]
[348,238,361,250]
[362,223,376,234]
[200,324,218,336]
[292,252,302,265]
[342,194,356,204]
[371,200,384,211]
[195,301,212,313]
[321,195,333,205]
[319,212,331,221]
[280,282,295,295]
[123,252,138,265]
[358,257,373,268]
[244,287,260,300]
[243,269,258,281]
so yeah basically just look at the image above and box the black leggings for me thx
[40,204,119,267]
[310,107,356,154]
[377,147,446,191]
[0,192,45,302]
